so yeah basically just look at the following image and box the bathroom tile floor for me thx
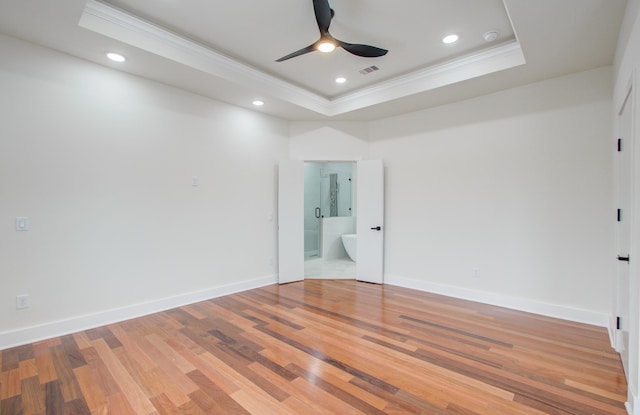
[304,257,356,279]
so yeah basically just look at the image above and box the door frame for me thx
[278,159,384,283]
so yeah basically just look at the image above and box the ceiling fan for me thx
[276,0,388,62]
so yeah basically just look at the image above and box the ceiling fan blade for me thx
[337,40,388,58]
[313,0,333,33]
[275,44,317,62]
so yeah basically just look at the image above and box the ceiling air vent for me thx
[359,65,380,75]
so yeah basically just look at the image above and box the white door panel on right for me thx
[615,87,632,380]
[356,160,384,284]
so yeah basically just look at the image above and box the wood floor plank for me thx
[564,378,627,402]
[20,375,45,414]
[60,335,87,370]
[107,326,158,373]
[249,363,327,414]
[1,346,21,372]
[145,334,195,374]
[177,351,241,396]
[44,380,65,415]
[230,387,309,415]
[72,332,93,351]
[33,343,57,385]
[91,339,157,415]
[105,392,137,415]
[1,395,23,415]
[141,367,192,408]
[18,359,38,381]
[49,346,84,403]
[1,368,21,400]
[149,393,182,415]
[79,347,121,399]
[73,364,107,412]
[0,280,627,415]
[195,345,291,403]
[186,369,249,415]
[126,335,199,397]
[64,398,92,415]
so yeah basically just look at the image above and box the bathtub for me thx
[341,234,357,262]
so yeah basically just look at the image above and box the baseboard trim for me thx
[627,390,639,415]
[385,275,610,327]
[0,274,277,350]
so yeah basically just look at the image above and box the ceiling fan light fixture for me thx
[442,34,459,44]
[317,40,336,53]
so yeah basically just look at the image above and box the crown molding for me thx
[80,0,526,117]
[79,0,332,114]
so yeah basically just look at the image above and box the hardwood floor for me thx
[0,280,627,414]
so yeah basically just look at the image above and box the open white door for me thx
[615,87,633,379]
[356,160,384,283]
[278,160,304,284]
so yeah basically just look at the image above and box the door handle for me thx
[370,226,381,231]
[617,255,630,262]
[315,207,321,219]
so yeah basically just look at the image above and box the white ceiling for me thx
[0,0,628,121]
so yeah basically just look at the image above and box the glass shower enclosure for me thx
[304,162,353,259]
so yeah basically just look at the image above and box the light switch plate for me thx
[15,217,29,231]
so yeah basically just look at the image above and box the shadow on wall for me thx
[289,123,370,161]
[290,121,370,140]
[369,67,612,141]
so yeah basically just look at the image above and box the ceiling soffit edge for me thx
[79,0,332,114]
[330,42,525,116]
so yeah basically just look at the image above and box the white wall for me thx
[0,35,289,347]
[289,121,369,161]
[613,1,640,412]
[370,67,615,324]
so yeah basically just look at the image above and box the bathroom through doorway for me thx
[304,162,356,279]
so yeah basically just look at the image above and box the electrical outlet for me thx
[16,294,30,310]
[268,256,274,266]
[472,268,480,278]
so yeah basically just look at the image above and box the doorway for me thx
[278,160,385,284]
[304,162,356,278]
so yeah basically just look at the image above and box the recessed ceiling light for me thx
[252,100,264,106]
[335,77,347,84]
[106,52,126,62]
[483,31,500,42]
[317,40,336,53]
[442,34,459,44]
